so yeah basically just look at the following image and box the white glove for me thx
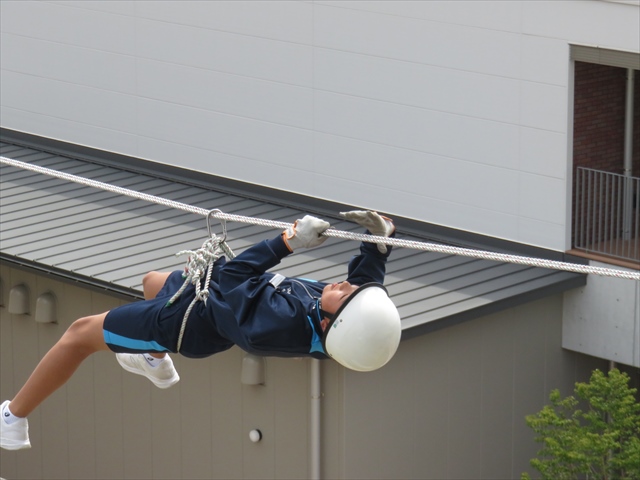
[282,215,330,252]
[340,210,395,254]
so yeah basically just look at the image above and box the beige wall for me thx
[326,296,608,480]
[0,264,314,480]
[1,264,609,480]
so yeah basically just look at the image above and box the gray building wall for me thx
[1,264,608,480]
[563,261,640,368]
[0,264,314,480]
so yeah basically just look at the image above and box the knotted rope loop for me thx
[168,234,233,352]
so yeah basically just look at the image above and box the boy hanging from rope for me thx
[1,210,401,450]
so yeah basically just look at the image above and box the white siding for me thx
[2,0,639,250]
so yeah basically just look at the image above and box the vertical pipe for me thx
[578,168,587,248]
[604,172,610,250]
[631,178,640,258]
[310,359,321,480]
[623,68,635,242]
[587,169,593,250]
[575,167,581,248]
[635,280,640,368]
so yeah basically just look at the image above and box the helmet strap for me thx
[318,300,335,321]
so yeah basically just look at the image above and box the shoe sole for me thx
[0,439,31,450]
[116,356,179,389]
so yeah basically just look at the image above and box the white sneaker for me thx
[0,400,31,450]
[116,353,180,389]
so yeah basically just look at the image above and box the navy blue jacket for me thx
[199,232,392,359]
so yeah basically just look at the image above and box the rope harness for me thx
[168,235,226,352]
[167,212,236,352]
[1,156,638,281]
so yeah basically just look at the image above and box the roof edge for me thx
[399,272,587,341]
[0,255,143,302]
[1,128,587,265]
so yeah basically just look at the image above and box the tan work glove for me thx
[340,210,395,254]
[282,215,330,252]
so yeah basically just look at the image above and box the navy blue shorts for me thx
[103,271,233,358]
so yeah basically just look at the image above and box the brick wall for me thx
[573,62,639,174]
[572,62,640,252]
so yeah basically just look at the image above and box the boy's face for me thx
[319,281,359,331]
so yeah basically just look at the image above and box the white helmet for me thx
[322,283,401,372]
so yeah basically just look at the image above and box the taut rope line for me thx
[2,156,639,281]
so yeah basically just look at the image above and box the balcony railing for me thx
[574,167,639,263]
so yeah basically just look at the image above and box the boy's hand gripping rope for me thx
[1,156,638,281]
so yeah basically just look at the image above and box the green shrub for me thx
[522,369,640,480]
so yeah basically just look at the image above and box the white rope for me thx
[167,235,234,352]
[2,156,639,281]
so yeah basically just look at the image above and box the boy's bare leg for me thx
[8,312,110,418]
[142,271,172,300]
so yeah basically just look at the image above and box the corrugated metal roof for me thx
[0,140,586,338]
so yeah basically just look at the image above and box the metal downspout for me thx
[310,359,321,480]
[623,68,635,241]
[635,281,640,368]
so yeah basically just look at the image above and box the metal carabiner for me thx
[206,209,227,242]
